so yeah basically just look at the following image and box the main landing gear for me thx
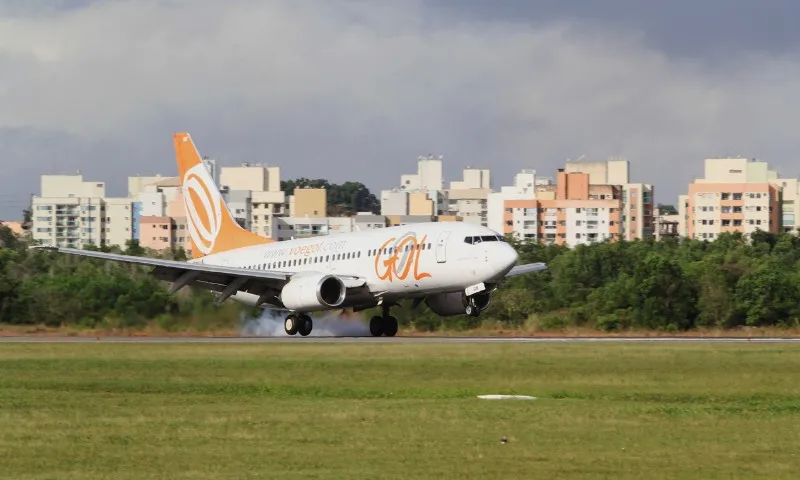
[369,304,398,337]
[284,314,313,336]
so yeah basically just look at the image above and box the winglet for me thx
[504,262,548,277]
[173,132,273,259]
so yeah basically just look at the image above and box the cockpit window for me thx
[465,235,502,245]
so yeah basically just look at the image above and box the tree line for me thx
[281,178,381,216]
[1,223,799,332]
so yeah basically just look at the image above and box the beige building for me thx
[32,174,113,248]
[251,190,288,237]
[407,191,434,216]
[774,177,799,233]
[382,154,444,216]
[445,188,491,227]
[678,158,782,239]
[445,168,492,227]
[0,221,24,236]
[218,162,287,238]
[290,188,326,218]
[219,163,281,192]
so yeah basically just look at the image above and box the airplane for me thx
[31,132,548,337]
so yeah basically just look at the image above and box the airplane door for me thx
[436,231,451,263]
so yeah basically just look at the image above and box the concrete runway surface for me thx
[1,336,799,343]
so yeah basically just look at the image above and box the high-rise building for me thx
[495,170,623,245]
[32,174,113,248]
[678,158,782,240]
[564,158,654,240]
[487,161,654,246]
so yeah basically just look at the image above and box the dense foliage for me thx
[281,178,381,215]
[0,226,242,330]
[2,223,800,332]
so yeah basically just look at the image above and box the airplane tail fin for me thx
[173,132,273,259]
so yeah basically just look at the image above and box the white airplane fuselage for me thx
[192,221,519,311]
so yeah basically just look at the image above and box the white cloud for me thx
[1,0,800,214]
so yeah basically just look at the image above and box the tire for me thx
[383,316,398,337]
[284,315,299,335]
[369,316,383,337]
[298,315,313,337]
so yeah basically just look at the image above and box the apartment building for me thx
[218,162,287,238]
[445,167,491,227]
[486,169,539,237]
[488,168,629,246]
[138,216,175,251]
[31,174,131,249]
[382,154,444,216]
[564,158,654,240]
[774,177,799,233]
[654,207,680,240]
[678,158,782,240]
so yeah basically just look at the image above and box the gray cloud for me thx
[1,0,800,220]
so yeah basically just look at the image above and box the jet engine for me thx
[280,273,347,312]
[425,291,491,317]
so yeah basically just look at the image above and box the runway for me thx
[1,336,799,343]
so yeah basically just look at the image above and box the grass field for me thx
[1,343,798,479]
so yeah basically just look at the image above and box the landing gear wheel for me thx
[284,315,299,335]
[465,304,475,317]
[370,316,383,337]
[382,316,398,337]
[298,315,313,337]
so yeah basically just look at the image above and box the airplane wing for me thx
[29,246,295,306]
[505,262,548,277]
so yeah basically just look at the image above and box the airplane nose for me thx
[491,243,518,280]
[504,243,519,268]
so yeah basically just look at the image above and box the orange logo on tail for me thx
[182,161,223,255]
[174,132,273,259]
[374,233,432,282]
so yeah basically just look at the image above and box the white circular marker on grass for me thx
[477,395,537,400]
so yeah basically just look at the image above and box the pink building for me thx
[138,216,175,251]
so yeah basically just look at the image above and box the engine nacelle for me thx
[425,291,492,317]
[280,273,347,312]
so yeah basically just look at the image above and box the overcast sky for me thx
[2,0,800,219]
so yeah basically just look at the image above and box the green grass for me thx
[1,343,799,479]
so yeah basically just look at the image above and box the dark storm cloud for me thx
[1,0,800,220]
[427,0,800,58]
